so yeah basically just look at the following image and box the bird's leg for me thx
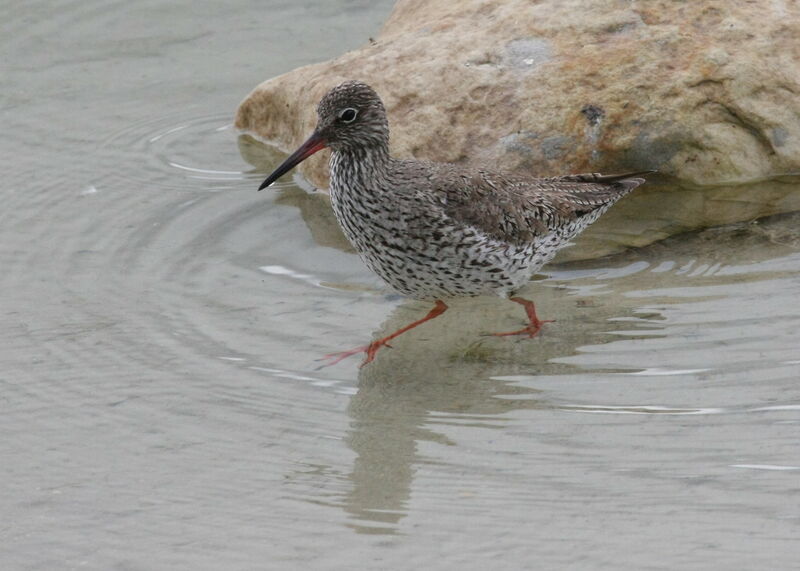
[492,296,554,338]
[319,300,449,367]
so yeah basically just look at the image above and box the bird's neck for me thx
[329,145,391,197]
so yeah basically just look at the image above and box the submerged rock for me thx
[236,0,800,259]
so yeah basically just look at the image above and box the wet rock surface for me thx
[237,0,800,259]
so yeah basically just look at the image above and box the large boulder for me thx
[236,0,800,259]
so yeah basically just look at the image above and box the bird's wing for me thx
[429,167,652,244]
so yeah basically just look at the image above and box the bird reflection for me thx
[337,291,643,534]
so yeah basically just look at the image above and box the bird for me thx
[258,80,653,366]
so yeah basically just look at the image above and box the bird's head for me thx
[258,80,389,190]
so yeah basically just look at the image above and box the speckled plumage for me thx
[259,80,652,365]
[319,81,648,300]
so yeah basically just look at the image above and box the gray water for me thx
[2,1,800,569]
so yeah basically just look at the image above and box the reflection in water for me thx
[284,210,800,534]
[337,291,652,534]
[343,350,544,534]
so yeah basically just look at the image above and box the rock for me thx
[235,0,800,259]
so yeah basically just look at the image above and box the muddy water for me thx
[2,1,800,569]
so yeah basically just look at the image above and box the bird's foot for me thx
[492,296,554,338]
[491,319,554,339]
[317,345,369,368]
[316,300,448,368]
[362,339,393,365]
[317,340,393,368]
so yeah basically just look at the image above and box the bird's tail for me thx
[556,170,656,184]
[552,170,656,194]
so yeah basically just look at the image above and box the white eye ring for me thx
[339,108,358,123]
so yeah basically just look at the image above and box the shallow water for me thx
[2,1,800,569]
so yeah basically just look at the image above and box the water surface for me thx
[2,1,799,569]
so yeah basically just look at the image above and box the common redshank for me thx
[258,81,652,365]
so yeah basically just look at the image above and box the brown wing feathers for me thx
[441,169,653,244]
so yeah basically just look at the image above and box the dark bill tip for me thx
[258,132,327,190]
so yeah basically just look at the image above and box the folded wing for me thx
[433,167,652,244]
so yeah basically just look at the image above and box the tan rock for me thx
[235,0,800,259]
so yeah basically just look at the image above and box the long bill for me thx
[258,131,327,190]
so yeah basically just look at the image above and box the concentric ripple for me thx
[96,113,261,192]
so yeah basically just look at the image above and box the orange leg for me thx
[320,300,449,367]
[492,296,554,338]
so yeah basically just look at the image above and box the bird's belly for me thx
[335,206,549,299]
[363,244,539,300]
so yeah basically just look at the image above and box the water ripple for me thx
[97,113,257,191]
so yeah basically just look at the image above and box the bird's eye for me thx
[339,108,358,123]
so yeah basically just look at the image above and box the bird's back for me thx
[418,163,648,245]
